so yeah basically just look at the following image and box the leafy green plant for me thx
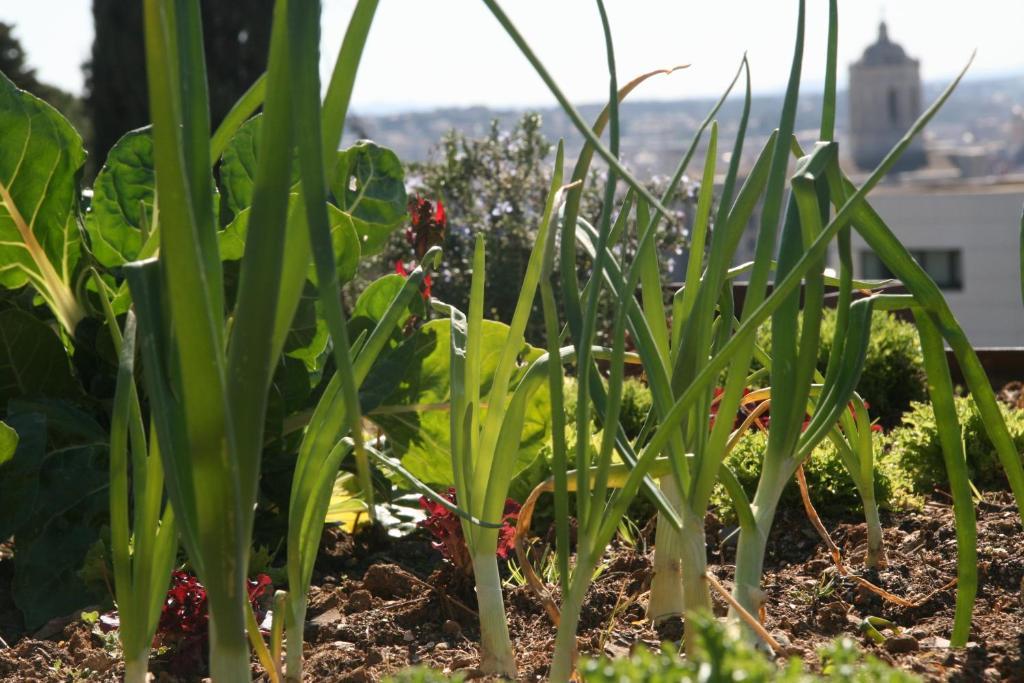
[599,377,651,440]
[417,148,566,675]
[756,308,927,427]
[485,0,1024,675]
[119,0,408,678]
[384,668,466,683]
[580,613,919,682]
[713,428,897,518]
[0,71,87,334]
[888,395,1024,492]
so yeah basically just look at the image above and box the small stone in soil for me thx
[442,619,462,637]
[347,589,372,612]
[402,629,415,642]
[884,635,920,653]
[771,631,792,648]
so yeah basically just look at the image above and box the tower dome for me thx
[860,22,909,66]
[848,22,926,171]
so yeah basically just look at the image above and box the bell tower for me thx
[848,21,926,171]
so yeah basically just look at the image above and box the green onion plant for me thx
[105,302,178,683]
[435,140,574,677]
[126,0,385,678]
[484,0,1024,677]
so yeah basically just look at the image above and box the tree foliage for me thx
[85,0,273,169]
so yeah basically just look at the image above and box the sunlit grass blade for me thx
[480,0,672,221]
[228,0,298,545]
[287,0,375,523]
[141,0,247,673]
[915,313,976,645]
[210,72,267,162]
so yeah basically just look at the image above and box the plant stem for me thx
[677,507,712,655]
[285,600,305,682]
[648,477,685,623]
[549,553,593,682]
[731,459,788,621]
[471,549,516,677]
[123,653,149,683]
[861,489,885,569]
[208,609,252,683]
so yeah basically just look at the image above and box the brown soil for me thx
[1,494,1022,682]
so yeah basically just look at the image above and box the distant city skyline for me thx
[4,1,1023,113]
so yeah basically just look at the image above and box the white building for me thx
[850,180,1024,347]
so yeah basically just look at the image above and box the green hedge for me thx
[756,309,927,428]
[887,395,1024,492]
[710,429,911,520]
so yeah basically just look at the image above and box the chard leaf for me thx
[0,308,82,407]
[0,72,85,333]
[0,420,16,466]
[220,197,359,283]
[365,319,550,488]
[332,141,407,256]
[0,410,108,629]
[348,273,420,347]
[86,127,156,267]
[220,114,299,219]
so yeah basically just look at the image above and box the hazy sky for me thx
[5,1,1023,112]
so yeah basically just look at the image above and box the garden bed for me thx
[2,492,1021,681]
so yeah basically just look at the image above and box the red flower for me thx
[395,259,432,301]
[406,196,447,259]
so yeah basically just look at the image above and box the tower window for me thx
[887,88,900,125]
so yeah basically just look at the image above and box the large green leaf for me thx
[0,411,46,539]
[220,115,262,218]
[283,286,330,373]
[0,420,16,466]
[86,128,156,267]
[0,308,82,407]
[0,410,108,629]
[348,273,420,347]
[13,440,109,628]
[0,72,85,333]
[219,114,299,219]
[331,141,407,256]
[365,319,550,488]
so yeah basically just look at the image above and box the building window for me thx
[860,249,962,291]
[887,88,900,125]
